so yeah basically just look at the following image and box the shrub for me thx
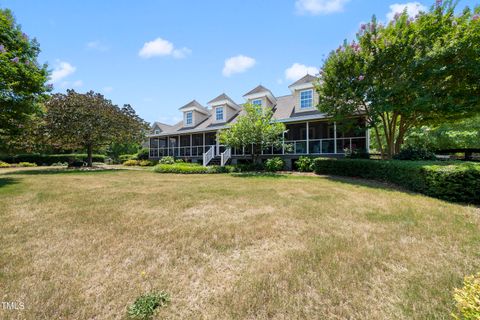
[17,162,37,167]
[136,148,149,160]
[234,162,264,172]
[159,156,175,164]
[0,161,11,168]
[264,157,284,172]
[0,153,106,166]
[452,273,480,320]
[127,291,170,320]
[296,156,314,172]
[394,146,436,161]
[139,160,155,167]
[154,163,209,174]
[123,160,140,166]
[119,154,136,162]
[50,162,68,167]
[175,159,185,163]
[312,158,480,204]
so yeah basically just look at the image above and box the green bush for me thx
[139,160,155,167]
[17,162,37,167]
[393,146,436,161]
[296,156,314,172]
[175,159,184,163]
[127,291,170,320]
[312,158,480,204]
[0,153,106,166]
[123,160,140,166]
[234,162,264,172]
[153,163,209,174]
[136,148,149,160]
[159,156,175,164]
[452,273,480,320]
[119,154,136,162]
[264,157,284,172]
[0,161,11,168]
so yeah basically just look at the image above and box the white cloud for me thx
[386,2,427,21]
[50,61,76,83]
[222,55,256,77]
[138,37,191,59]
[86,41,109,52]
[102,86,113,93]
[72,80,83,87]
[285,63,319,81]
[295,0,349,15]
[58,79,82,89]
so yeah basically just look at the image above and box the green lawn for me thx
[0,167,479,319]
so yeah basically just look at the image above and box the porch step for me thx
[207,156,221,166]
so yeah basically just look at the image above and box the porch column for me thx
[203,132,205,154]
[216,131,220,156]
[306,121,310,155]
[167,136,170,156]
[190,134,193,156]
[178,135,181,157]
[366,121,370,153]
[334,122,337,154]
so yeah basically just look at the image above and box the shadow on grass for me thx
[0,177,20,188]
[3,168,123,176]
[320,174,414,193]
[230,172,289,179]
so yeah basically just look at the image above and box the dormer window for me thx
[252,99,262,107]
[185,111,193,125]
[154,129,160,135]
[215,107,224,121]
[300,89,313,109]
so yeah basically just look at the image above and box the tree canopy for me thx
[44,90,149,166]
[0,8,50,150]
[219,104,285,163]
[316,1,480,159]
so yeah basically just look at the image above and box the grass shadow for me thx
[230,172,289,179]
[3,168,123,176]
[0,177,20,188]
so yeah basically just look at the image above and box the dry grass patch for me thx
[0,167,479,319]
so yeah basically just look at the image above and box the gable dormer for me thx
[288,74,319,113]
[208,93,240,123]
[243,85,277,109]
[179,100,209,127]
[151,122,173,135]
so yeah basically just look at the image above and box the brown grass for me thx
[0,167,479,319]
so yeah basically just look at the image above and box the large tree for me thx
[0,8,50,150]
[44,90,149,166]
[316,1,480,159]
[219,104,285,163]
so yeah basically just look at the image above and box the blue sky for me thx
[2,0,477,124]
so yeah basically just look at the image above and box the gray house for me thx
[148,75,369,168]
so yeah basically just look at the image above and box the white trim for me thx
[300,89,314,109]
[179,106,209,116]
[184,111,193,126]
[215,106,224,122]
[209,99,240,110]
[289,82,314,92]
[244,91,277,104]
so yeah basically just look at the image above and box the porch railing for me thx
[203,146,215,166]
[221,148,231,166]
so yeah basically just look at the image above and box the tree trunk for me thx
[87,144,93,167]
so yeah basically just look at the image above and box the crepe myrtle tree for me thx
[44,90,149,166]
[219,103,285,163]
[316,0,480,159]
[0,8,50,150]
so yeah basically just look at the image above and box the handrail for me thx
[220,148,231,166]
[203,146,215,166]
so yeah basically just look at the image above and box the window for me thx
[300,89,313,109]
[154,129,160,135]
[252,99,262,107]
[215,107,224,121]
[185,111,193,125]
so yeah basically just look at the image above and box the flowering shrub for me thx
[452,273,480,320]
[139,160,155,167]
[0,161,11,168]
[296,156,314,172]
[123,160,140,166]
[158,156,175,164]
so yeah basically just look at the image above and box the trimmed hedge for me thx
[0,154,106,166]
[153,163,234,174]
[312,158,480,204]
